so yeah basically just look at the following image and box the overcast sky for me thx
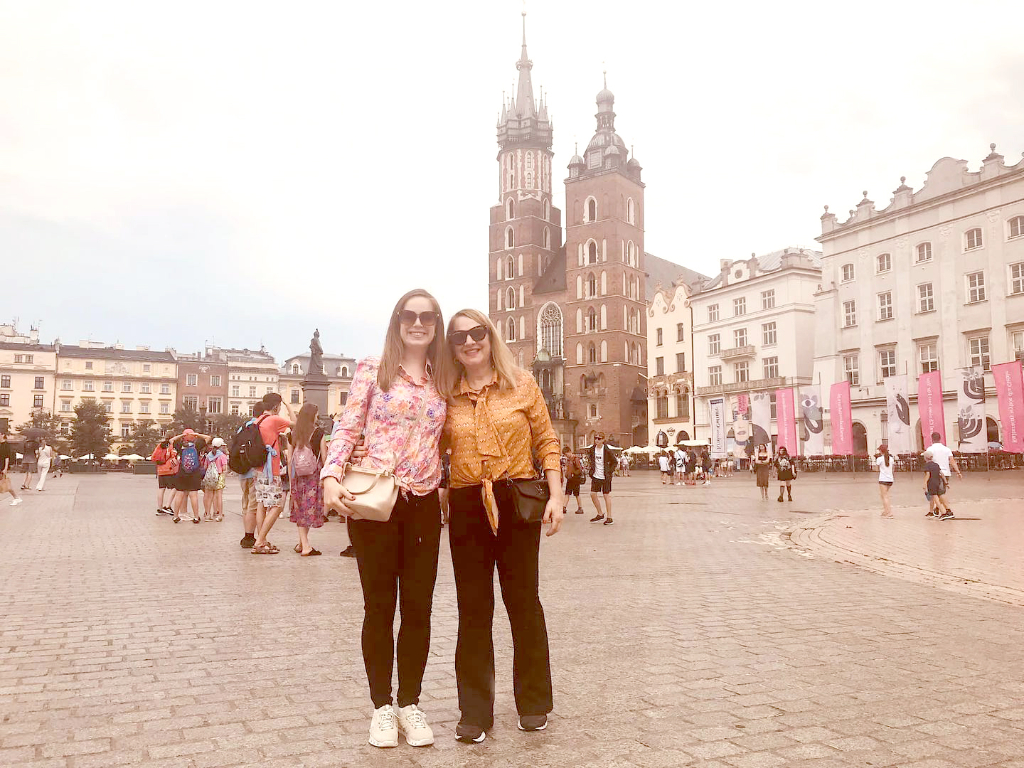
[2,0,1022,362]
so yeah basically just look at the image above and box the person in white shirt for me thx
[658,452,671,484]
[875,443,895,518]
[35,440,53,491]
[673,448,685,485]
[925,432,961,516]
[588,434,616,525]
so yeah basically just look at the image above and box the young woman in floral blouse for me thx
[321,289,446,750]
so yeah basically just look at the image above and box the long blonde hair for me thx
[438,308,521,398]
[377,289,446,392]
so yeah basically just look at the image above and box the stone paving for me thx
[1,470,1023,767]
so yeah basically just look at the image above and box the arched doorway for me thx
[852,422,868,455]
[986,416,999,444]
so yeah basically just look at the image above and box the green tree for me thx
[15,411,70,456]
[210,413,247,441]
[70,399,112,459]
[127,420,162,457]
[170,406,202,434]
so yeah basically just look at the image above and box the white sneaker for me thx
[368,704,399,748]
[10,498,23,506]
[396,704,434,746]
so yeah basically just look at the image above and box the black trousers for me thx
[448,484,553,729]
[348,490,441,709]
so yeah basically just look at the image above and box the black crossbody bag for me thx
[504,477,550,523]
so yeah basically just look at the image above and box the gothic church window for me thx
[588,344,597,364]
[587,198,597,222]
[507,199,515,220]
[539,303,563,358]
[627,198,635,225]
[543,227,550,249]
[588,241,598,265]
[587,273,597,299]
[505,255,515,280]
[507,318,517,342]
[587,307,597,332]
[506,287,516,310]
[505,227,514,249]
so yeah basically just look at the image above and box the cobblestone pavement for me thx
[1,471,1023,767]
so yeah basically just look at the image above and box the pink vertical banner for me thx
[993,361,1024,452]
[829,381,853,455]
[917,370,946,446]
[776,388,798,456]
[736,394,749,415]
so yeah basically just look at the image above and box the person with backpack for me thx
[233,403,266,548]
[170,428,211,524]
[250,392,296,554]
[151,431,179,515]
[288,403,326,556]
[561,446,584,514]
[201,438,228,522]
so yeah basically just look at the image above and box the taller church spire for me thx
[497,10,551,151]
[515,12,535,118]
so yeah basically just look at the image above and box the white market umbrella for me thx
[103,453,121,461]
[76,454,95,460]
[59,455,71,460]
[123,454,145,462]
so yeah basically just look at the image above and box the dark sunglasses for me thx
[397,310,439,327]
[448,325,489,346]
[595,436,605,441]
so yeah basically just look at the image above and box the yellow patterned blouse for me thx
[444,369,561,532]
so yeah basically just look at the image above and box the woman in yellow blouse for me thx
[439,308,563,743]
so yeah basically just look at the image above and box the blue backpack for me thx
[180,442,200,474]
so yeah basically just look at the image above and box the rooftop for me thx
[57,345,176,363]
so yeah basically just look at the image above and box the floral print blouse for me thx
[320,356,446,497]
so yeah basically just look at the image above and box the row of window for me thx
[705,290,775,323]
[286,363,350,377]
[653,353,687,376]
[654,393,690,420]
[654,323,687,346]
[54,399,173,415]
[503,226,553,251]
[0,376,47,389]
[184,374,222,387]
[1,394,45,408]
[706,323,778,355]
[575,196,637,226]
[840,265,1024,328]
[707,357,780,387]
[502,151,550,196]
[11,354,35,364]
[505,196,554,222]
[56,380,173,394]
[840,218,1024,281]
[842,331,1024,382]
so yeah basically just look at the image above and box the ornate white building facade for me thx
[646,281,695,447]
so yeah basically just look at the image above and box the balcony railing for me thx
[695,376,786,396]
[720,345,755,360]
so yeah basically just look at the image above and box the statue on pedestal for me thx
[309,329,324,376]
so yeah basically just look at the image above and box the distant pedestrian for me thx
[618,453,630,477]
[775,446,795,502]
[588,433,617,525]
[753,444,771,501]
[701,451,712,486]
[251,392,296,554]
[35,440,53,491]
[658,451,672,484]
[201,438,228,522]
[685,450,697,486]
[150,432,178,515]
[289,403,325,556]
[673,446,685,485]
[562,446,584,513]
[20,436,39,490]
[922,450,953,520]
[235,403,266,548]
[876,443,894,518]
[924,432,962,516]
[0,432,23,506]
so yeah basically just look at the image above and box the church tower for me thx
[488,12,563,372]
[563,77,647,447]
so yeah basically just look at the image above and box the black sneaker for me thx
[240,534,256,548]
[340,545,356,558]
[603,518,615,526]
[590,514,604,523]
[155,508,165,516]
[518,715,547,731]
[455,720,486,743]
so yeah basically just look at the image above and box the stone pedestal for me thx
[301,374,330,421]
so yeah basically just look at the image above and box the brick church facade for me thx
[488,17,658,450]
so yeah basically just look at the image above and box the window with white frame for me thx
[841,264,855,282]
[734,361,749,383]
[761,290,775,310]
[248,386,257,398]
[964,227,983,251]
[143,364,151,373]
[708,366,722,386]
[1009,216,1024,240]
[707,304,719,322]
[505,227,514,249]
[586,273,597,298]
[33,395,43,408]
[969,336,990,371]
[0,394,7,406]
[762,321,777,346]
[586,307,597,332]
[103,381,113,392]
[140,383,151,394]
[708,334,721,355]
[966,271,986,303]
[918,283,934,312]
[1010,262,1024,295]
[186,373,197,386]
[160,403,169,414]
[877,291,893,321]
[919,342,938,374]
[211,375,221,387]
[140,402,150,414]
[763,356,779,379]
[676,323,684,342]
[655,357,664,375]
[83,381,94,391]
[122,381,132,393]
[121,424,131,438]
[876,253,892,273]
[506,286,516,310]
[183,395,198,410]
[207,397,223,414]
[121,401,132,414]
[60,401,71,412]
[844,355,859,386]
[878,349,897,380]
[61,380,72,390]
[160,383,170,395]
[507,317,517,342]
[656,328,663,346]
[843,300,857,327]
[230,403,240,416]
[1012,330,1024,361]
[916,242,932,262]
[733,297,746,316]
[734,328,748,347]
[588,403,599,419]
[231,385,240,397]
